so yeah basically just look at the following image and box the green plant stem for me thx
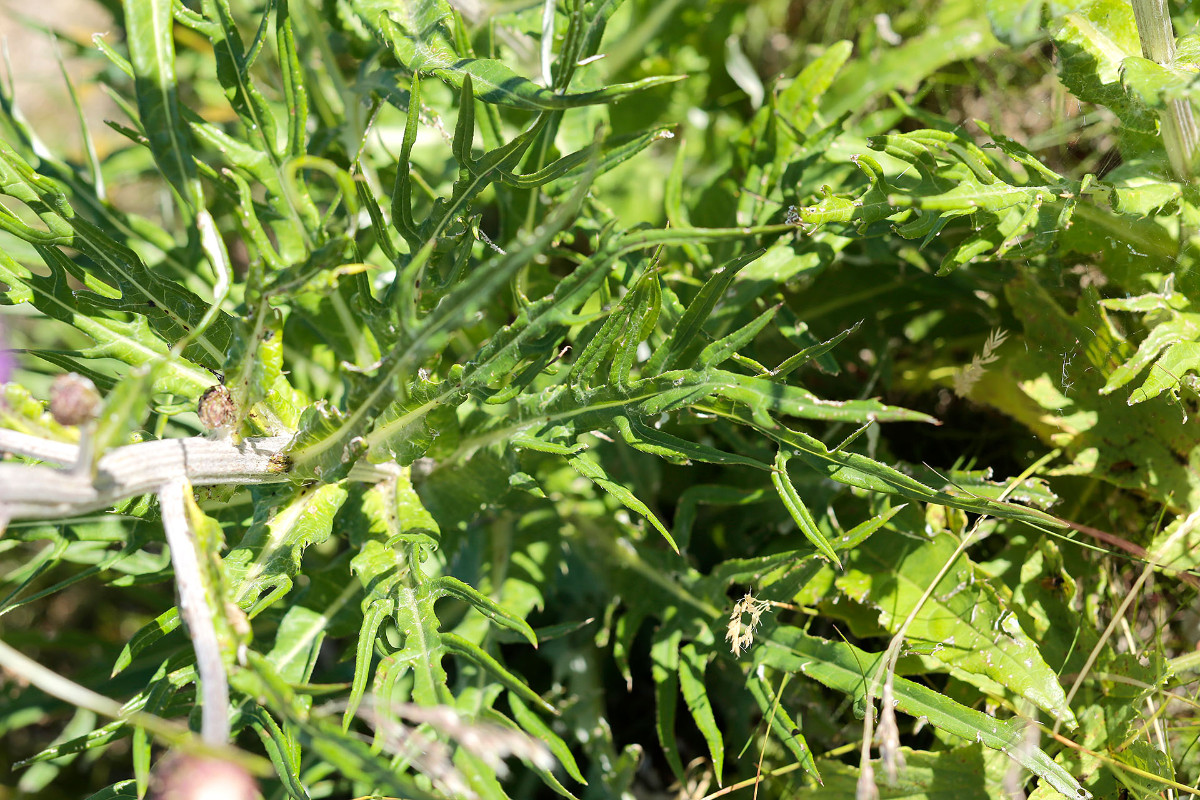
[0,635,270,773]
[1130,0,1199,180]
[1056,504,1200,736]
[1131,0,1175,63]
[0,435,293,521]
[856,447,1065,790]
[1168,648,1200,678]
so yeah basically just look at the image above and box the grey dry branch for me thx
[158,477,231,747]
[0,432,293,522]
[0,426,396,752]
[0,430,294,749]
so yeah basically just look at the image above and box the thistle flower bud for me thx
[49,373,100,426]
[150,753,258,800]
[198,384,236,431]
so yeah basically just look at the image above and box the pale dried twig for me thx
[329,697,554,799]
[0,428,80,465]
[0,428,393,748]
[0,434,293,522]
[159,478,231,746]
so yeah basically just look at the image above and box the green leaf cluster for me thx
[2,0,1199,798]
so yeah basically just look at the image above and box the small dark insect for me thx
[1109,459,1136,474]
[268,452,294,474]
[198,384,236,430]
[1040,574,1065,592]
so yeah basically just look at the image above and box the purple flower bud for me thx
[50,374,101,426]
[150,753,258,800]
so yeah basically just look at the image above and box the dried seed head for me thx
[856,760,880,800]
[953,328,1008,398]
[150,753,257,800]
[198,385,236,430]
[877,679,905,786]
[726,592,769,657]
[49,373,100,426]
[341,699,554,800]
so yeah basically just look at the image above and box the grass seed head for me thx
[727,591,769,657]
[953,328,1008,398]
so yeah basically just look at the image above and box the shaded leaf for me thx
[754,626,1090,800]
[836,528,1077,726]
[368,2,684,111]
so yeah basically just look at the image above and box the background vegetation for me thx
[1,0,1199,798]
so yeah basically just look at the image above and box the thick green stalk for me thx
[1131,0,1199,180]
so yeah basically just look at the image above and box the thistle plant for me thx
[1,0,1199,798]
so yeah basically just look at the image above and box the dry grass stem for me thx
[878,678,905,786]
[336,698,554,799]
